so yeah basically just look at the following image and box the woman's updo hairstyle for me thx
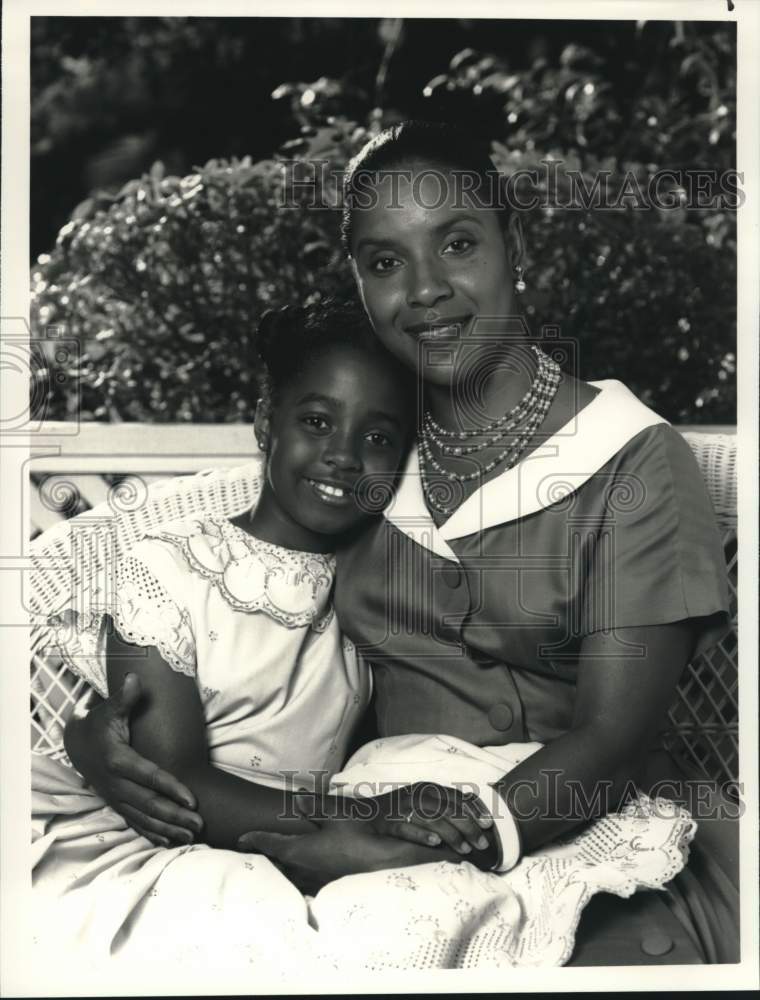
[341,120,511,255]
[253,297,416,420]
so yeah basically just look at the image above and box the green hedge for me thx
[31,34,736,424]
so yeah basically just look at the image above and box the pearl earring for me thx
[514,265,526,294]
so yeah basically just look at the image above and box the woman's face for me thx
[350,162,523,386]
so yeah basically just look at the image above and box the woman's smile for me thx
[403,314,473,339]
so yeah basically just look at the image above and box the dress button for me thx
[488,704,514,731]
[441,565,462,588]
[640,933,674,957]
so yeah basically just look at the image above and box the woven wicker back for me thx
[30,433,738,784]
[662,433,738,786]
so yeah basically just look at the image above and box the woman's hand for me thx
[292,785,499,870]
[63,673,204,846]
[238,818,463,895]
[368,784,499,867]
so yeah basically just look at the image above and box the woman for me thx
[61,121,737,965]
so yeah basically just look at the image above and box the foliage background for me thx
[30,17,737,424]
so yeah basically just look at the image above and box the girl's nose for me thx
[323,434,362,471]
[406,261,453,309]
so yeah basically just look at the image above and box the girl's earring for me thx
[514,265,526,294]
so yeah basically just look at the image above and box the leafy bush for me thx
[31,26,736,424]
[31,147,359,422]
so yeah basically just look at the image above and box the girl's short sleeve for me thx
[111,538,197,678]
[583,425,730,657]
[49,536,197,698]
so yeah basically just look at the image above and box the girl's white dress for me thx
[31,515,696,986]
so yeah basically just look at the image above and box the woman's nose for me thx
[406,261,452,309]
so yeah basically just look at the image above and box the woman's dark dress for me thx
[335,380,737,965]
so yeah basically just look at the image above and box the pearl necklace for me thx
[423,347,557,456]
[419,347,561,516]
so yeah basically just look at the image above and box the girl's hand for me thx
[238,818,462,895]
[63,673,204,847]
[368,783,499,869]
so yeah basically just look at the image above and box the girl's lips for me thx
[305,478,354,507]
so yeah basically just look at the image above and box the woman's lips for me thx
[403,316,471,339]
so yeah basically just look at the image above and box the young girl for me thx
[33,299,496,982]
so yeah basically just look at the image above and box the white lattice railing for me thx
[30,422,259,535]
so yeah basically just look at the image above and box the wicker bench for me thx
[29,431,738,790]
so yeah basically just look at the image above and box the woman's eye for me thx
[443,238,474,255]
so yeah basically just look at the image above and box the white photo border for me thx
[2,1,758,994]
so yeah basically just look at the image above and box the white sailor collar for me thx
[384,380,668,563]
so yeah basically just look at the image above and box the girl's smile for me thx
[305,477,354,504]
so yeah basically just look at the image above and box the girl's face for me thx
[251,346,410,553]
[350,162,523,387]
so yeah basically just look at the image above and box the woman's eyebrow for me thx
[431,213,486,234]
[355,213,486,255]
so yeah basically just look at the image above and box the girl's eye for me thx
[366,431,393,448]
[442,237,474,255]
[370,255,401,274]
[301,414,330,431]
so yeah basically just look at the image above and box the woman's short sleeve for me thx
[583,425,730,656]
[111,538,197,678]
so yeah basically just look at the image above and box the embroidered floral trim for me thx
[48,609,110,696]
[112,555,197,677]
[46,556,197,692]
[513,792,698,967]
[148,516,336,631]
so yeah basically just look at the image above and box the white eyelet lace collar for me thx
[148,516,336,631]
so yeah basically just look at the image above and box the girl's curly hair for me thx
[253,297,416,417]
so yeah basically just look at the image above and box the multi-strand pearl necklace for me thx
[419,345,561,516]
